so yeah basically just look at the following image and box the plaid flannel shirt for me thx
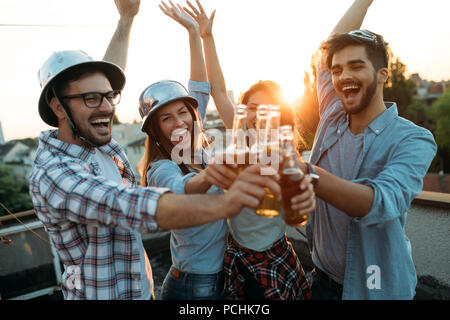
[29,130,169,299]
[224,234,312,300]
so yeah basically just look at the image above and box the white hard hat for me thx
[38,50,126,127]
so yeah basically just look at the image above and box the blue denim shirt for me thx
[306,58,437,299]
[147,159,227,274]
[146,80,228,274]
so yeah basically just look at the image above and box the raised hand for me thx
[114,0,140,20]
[104,0,140,69]
[183,0,215,38]
[159,0,198,32]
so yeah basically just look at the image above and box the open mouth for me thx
[171,128,189,143]
[90,118,111,134]
[340,83,361,99]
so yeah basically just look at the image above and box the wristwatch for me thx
[306,162,320,190]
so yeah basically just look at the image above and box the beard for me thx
[342,75,378,115]
[72,114,113,147]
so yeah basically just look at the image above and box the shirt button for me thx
[375,130,380,134]
[337,129,341,134]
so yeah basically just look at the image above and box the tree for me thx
[405,99,432,129]
[430,91,450,173]
[383,57,417,118]
[431,91,450,150]
[0,164,33,216]
[294,66,320,152]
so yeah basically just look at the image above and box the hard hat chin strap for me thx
[148,129,172,160]
[50,86,99,148]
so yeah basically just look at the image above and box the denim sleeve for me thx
[353,130,437,227]
[315,52,340,117]
[188,79,211,121]
[146,159,196,194]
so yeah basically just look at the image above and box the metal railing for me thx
[0,189,448,300]
[0,216,62,300]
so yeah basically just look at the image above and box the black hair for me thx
[322,30,389,71]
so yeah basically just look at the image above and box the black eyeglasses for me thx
[61,90,121,108]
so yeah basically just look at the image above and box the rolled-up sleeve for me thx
[147,160,196,194]
[188,79,211,121]
[38,160,170,233]
[353,131,437,227]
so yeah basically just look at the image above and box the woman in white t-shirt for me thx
[183,0,314,300]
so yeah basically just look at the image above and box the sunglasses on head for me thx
[347,29,388,67]
[348,29,379,43]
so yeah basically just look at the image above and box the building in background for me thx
[111,122,146,181]
[0,139,38,181]
[111,122,145,148]
[411,73,450,107]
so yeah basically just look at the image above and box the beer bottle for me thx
[255,105,269,148]
[255,105,281,218]
[225,105,249,175]
[248,105,269,165]
[279,125,308,226]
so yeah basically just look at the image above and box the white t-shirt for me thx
[91,148,153,300]
[228,207,286,252]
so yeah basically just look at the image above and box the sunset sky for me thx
[1,0,449,141]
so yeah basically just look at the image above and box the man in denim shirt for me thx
[293,0,437,299]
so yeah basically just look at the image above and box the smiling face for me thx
[245,90,280,129]
[156,100,194,145]
[64,72,115,146]
[331,45,381,115]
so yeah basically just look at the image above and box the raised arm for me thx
[103,0,140,70]
[301,0,376,216]
[160,0,207,82]
[315,0,374,116]
[184,0,235,129]
[328,0,373,39]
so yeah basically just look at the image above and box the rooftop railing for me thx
[0,191,449,300]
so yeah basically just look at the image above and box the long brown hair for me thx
[240,80,305,154]
[140,101,205,186]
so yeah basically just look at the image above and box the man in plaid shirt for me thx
[30,0,281,300]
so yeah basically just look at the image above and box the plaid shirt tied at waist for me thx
[224,234,312,300]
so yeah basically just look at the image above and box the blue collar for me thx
[367,102,398,136]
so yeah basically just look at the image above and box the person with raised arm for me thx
[30,0,281,300]
[298,0,436,299]
[138,0,226,300]
[184,0,314,300]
